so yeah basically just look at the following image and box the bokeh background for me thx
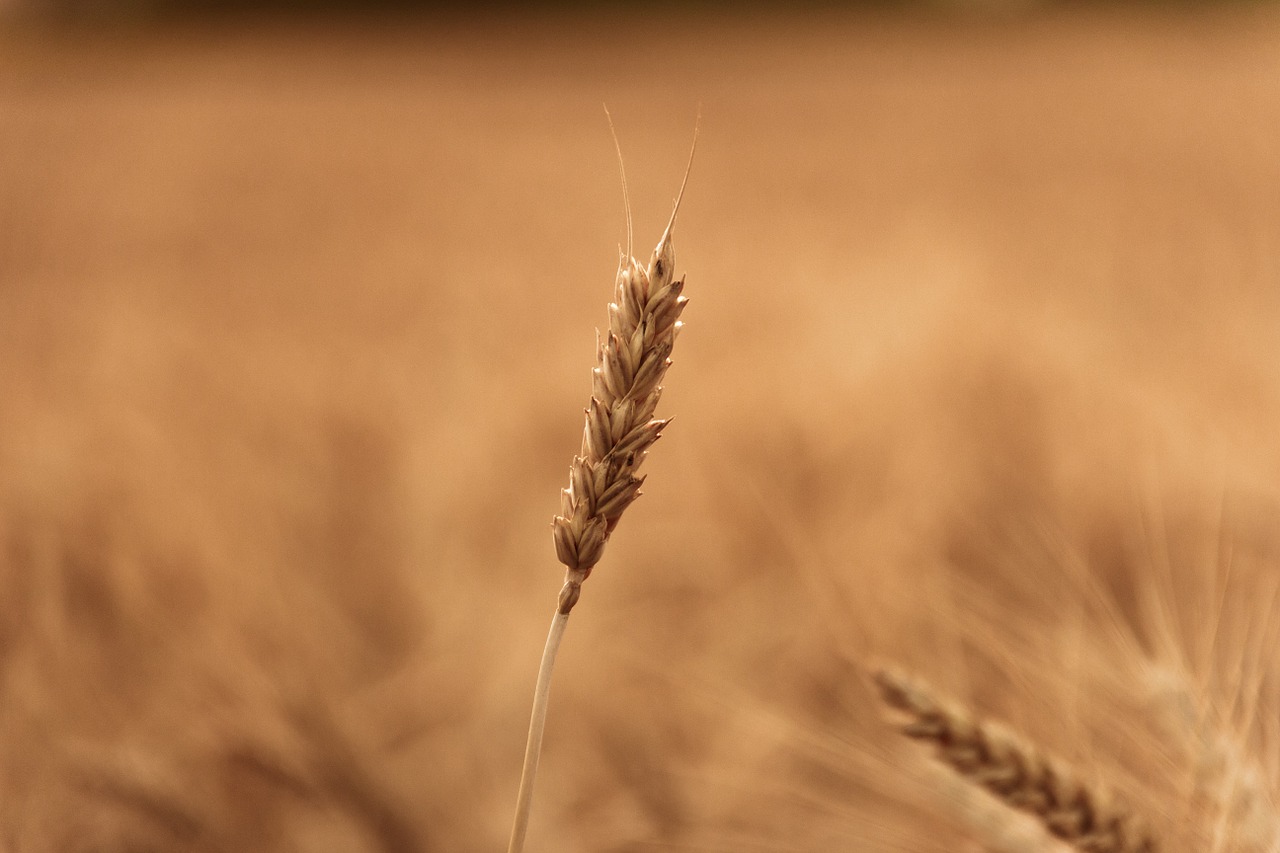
[2,3,1279,851]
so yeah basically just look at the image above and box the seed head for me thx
[551,231,688,595]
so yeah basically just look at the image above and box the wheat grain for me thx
[874,667,1159,853]
[549,212,688,615]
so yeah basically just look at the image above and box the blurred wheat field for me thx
[2,7,1279,852]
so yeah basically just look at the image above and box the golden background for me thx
[2,7,1278,851]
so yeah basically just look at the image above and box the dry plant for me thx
[507,134,696,853]
[874,667,1159,853]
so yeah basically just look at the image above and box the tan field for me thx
[2,7,1279,851]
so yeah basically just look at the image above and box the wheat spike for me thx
[874,668,1159,853]
[549,151,692,615]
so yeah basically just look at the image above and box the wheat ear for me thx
[874,668,1158,853]
[507,145,693,853]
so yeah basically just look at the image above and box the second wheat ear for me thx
[874,668,1159,853]
[507,144,695,853]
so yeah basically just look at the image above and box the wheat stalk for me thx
[874,667,1159,853]
[507,130,695,853]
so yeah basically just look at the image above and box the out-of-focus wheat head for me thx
[845,509,1280,853]
[550,202,687,614]
[876,667,1158,853]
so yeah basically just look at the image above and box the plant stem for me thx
[507,602,572,853]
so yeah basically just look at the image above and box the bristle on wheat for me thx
[874,668,1159,853]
